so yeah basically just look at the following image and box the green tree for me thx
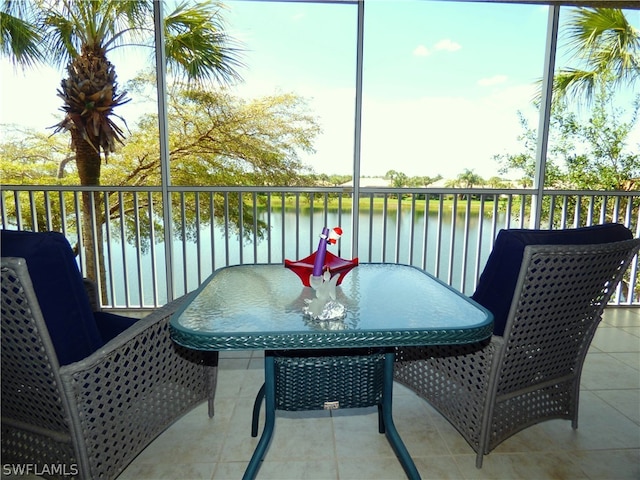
[385,169,409,188]
[562,82,639,191]
[1,0,243,292]
[456,169,484,189]
[1,84,320,252]
[493,111,565,188]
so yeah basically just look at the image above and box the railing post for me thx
[531,5,560,229]
[350,0,365,258]
[154,0,175,302]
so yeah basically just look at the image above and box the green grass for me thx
[268,195,493,215]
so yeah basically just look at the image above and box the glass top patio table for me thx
[170,263,492,480]
[170,263,493,351]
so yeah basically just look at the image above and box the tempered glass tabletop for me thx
[170,263,493,350]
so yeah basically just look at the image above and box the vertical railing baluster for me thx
[28,191,37,231]
[44,191,53,231]
[323,192,329,229]
[0,191,7,228]
[586,195,595,225]
[368,194,374,262]
[104,193,115,307]
[266,192,272,263]
[73,191,84,275]
[294,193,300,259]
[224,192,230,266]
[613,196,621,223]
[381,194,388,262]
[195,191,202,283]
[474,195,485,290]
[505,195,513,229]
[395,194,402,264]
[599,195,608,224]
[118,192,129,308]
[447,194,457,285]
[280,192,286,262]
[490,194,498,242]
[460,195,471,292]
[252,191,258,263]
[209,191,216,273]
[133,192,144,308]
[421,194,429,271]
[180,192,188,294]
[309,192,315,254]
[12,191,23,230]
[560,195,569,228]
[435,194,444,278]
[87,190,102,303]
[337,193,343,258]
[237,191,244,265]
[518,194,526,228]
[548,194,556,228]
[148,191,159,307]
[408,194,416,266]
[59,191,68,238]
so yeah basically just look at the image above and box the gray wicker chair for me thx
[394,235,640,468]
[1,250,216,479]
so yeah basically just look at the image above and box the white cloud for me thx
[413,45,430,57]
[477,75,508,87]
[433,39,461,52]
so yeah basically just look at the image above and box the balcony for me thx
[1,184,639,479]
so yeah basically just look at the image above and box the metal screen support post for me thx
[153,0,175,301]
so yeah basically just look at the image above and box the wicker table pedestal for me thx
[170,264,493,480]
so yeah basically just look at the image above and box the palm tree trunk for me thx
[73,132,108,303]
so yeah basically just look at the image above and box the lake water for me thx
[106,206,508,307]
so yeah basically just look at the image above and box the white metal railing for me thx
[1,185,639,309]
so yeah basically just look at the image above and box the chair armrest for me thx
[395,336,504,402]
[60,294,192,373]
[57,294,211,478]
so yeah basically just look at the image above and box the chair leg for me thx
[207,362,218,418]
[251,383,266,437]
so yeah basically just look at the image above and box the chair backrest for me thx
[472,224,633,335]
[0,230,103,365]
[495,238,640,397]
[1,256,72,439]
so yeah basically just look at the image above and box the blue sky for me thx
[1,1,638,181]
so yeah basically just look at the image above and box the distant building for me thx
[339,177,391,188]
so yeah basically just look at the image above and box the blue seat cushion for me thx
[94,311,138,343]
[1,230,135,365]
[472,223,633,336]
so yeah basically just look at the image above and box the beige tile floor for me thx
[114,307,640,480]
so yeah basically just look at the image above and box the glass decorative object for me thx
[285,227,357,321]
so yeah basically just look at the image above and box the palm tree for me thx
[1,0,243,295]
[553,7,640,104]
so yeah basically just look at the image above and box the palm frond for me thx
[164,1,245,86]
[0,3,44,68]
[554,7,640,103]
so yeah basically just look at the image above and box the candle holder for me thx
[284,251,358,287]
[285,227,358,320]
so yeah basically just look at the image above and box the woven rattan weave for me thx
[273,349,386,411]
[1,257,217,480]
[394,238,640,468]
